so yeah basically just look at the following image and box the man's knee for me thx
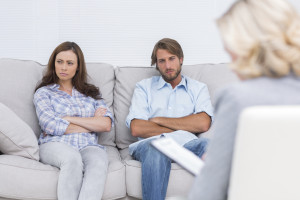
[136,139,160,157]
[188,138,209,148]
[199,137,209,147]
[136,139,170,165]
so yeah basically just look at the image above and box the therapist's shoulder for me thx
[213,81,257,112]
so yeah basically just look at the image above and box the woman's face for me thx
[55,50,78,84]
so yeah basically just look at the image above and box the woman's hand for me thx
[62,116,91,134]
[94,107,107,117]
[62,109,111,133]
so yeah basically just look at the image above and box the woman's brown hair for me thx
[35,41,101,99]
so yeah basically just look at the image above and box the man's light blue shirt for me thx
[126,75,214,155]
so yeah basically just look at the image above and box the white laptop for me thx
[151,137,204,176]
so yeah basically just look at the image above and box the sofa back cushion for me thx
[114,67,160,149]
[114,64,238,149]
[0,58,44,138]
[0,58,116,147]
[85,63,116,146]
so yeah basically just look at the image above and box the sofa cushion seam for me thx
[0,130,37,160]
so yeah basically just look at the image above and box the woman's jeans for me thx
[132,138,208,200]
[39,142,108,200]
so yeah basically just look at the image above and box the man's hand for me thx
[131,113,211,138]
[149,112,211,134]
[149,117,160,124]
[130,119,174,138]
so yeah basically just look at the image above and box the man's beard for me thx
[161,68,181,82]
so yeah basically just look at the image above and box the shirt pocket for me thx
[176,102,195,116]
[84,103,96,117]
[79,98,96,118]
[51,99,72,117]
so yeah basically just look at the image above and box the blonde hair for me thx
[217,0,300,78]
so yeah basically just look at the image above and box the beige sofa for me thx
[0,58,238,200]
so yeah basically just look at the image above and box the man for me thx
[126,38,213,200]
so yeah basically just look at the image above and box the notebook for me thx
[151,137,204,176]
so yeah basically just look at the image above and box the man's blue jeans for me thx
[132,138,208,200]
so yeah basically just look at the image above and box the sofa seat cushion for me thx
[0,155,59,200]
[0,103,39,160]
[125,159,194,199]
[103,146,126,200]
[0,146,126,200]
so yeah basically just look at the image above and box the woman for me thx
[34,41,113,200]
[189,0,300,199]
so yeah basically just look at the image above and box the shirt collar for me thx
[48,83,78,95]
[48,83,60,90]
[157,75,187,90]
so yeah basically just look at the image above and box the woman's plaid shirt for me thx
[33,84,113,150]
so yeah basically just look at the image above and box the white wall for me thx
[0,0,299,66]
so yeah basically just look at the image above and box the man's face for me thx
[156,49,183,83]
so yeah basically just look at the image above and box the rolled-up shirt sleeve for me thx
[194,83,214,121]
[33,89,70,136]
[95,99,114,127]
[126,81,150,128]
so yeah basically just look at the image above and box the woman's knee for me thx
[63,153,83,168]
[39,142,83,170]
[81,146,108,170]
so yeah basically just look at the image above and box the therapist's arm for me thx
[188,89,239,200]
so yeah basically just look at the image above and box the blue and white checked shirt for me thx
[126,75,214,155]
[34,84,114,150]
